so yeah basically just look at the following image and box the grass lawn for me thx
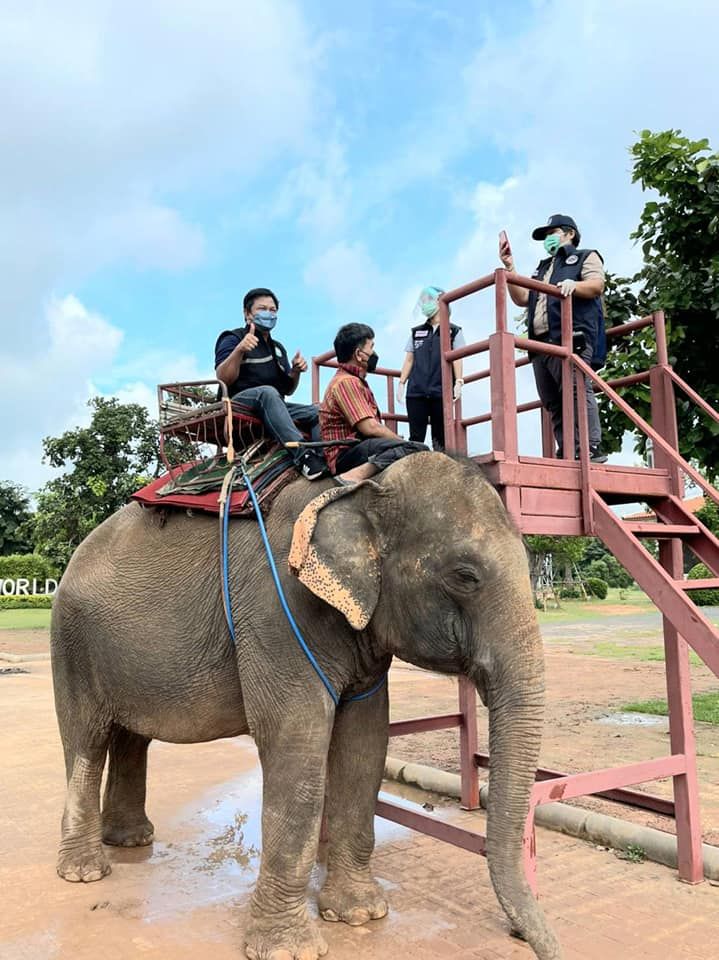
[623,691,719,725]
[536,587,653,625]
[588,641,702,666]
[0,608,52,630]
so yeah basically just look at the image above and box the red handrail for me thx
[572,353,719,507]
[667,368,719,425]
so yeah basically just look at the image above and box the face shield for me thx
[413,286,445,324]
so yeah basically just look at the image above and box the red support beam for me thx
[438,297,456,451]
[530,755,687,805]
[660,539,705,884]
[375,799,487,856]
[475,754,676,816]
[560,296,574,461]
[576,369,593,531]
[458,677,480,810]
[389,714,462,737]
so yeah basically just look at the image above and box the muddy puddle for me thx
[596,711,669,728]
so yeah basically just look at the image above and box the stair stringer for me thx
[592,491,719,677]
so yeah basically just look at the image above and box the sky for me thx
[2,0,719,491]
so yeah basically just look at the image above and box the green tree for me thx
[696,498,719,537]
[31,398,159,571]
[601,130,719,478]
[578,538,634,588]
[525,535,589,586]
[0,481,33,555]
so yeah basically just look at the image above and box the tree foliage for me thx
[687,563,719,606]
[30,398,159,571]
[696,498,719,538]
[525,535,588,568]
[601,130,719,478]
[0,553,58,580]
[526,535,633,590]
[0,481,33,555]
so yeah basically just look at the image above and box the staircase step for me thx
[678,579,719,591]
[625,522,699,538]
[593,492,719,678]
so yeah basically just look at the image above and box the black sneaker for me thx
[589,447,608,464]
[298,449,327,480]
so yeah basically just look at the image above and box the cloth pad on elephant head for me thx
[131,443,297,518]
[288,480,380,631]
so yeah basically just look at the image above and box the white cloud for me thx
[0,291,211,492]
[0,0,320,486]
[273,141,350,236]
[304,240,394,310]
[90,203,207,272]
[0,295,124,490]
[454,0,719,288]
[101,348,212,419]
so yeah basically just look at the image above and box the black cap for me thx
[532,214,580,242]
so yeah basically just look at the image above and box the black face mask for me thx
[366,352,379,374]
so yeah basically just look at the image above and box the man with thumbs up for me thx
[214,288,326,479]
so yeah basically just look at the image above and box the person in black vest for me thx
[396,286,465,450]
[499,215,607,463]
[214,287,326,479]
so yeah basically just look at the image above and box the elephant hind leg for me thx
[101,726,154,847]
[57,724,112,883]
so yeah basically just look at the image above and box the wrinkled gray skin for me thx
[52,453,560,960]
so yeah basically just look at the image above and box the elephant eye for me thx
[455,566,480,587]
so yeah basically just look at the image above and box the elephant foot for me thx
[102,817,154,847]
[318,873,388,926]
[57,846,111,883]
[245,908,328,960]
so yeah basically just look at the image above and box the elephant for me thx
[51,451,561,960]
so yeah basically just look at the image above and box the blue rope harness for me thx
[220,461,386,707]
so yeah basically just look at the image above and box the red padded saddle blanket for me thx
[131,447,297,517]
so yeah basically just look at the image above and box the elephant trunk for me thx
[477,594,562,960]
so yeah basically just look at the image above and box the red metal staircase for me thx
[312,267,719,890]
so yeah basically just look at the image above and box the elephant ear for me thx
[289,481,385,630]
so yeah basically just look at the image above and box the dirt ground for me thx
[0,628,51,656]
[388,605,719,844]
[3,605,719,847]
[2,607,719,959]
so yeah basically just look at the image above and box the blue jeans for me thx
[231,385,320,461]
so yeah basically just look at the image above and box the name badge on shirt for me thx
[414,330,429,338]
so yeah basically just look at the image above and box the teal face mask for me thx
[543,234,562,256]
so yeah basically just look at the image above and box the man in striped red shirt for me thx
[320,324,429,483]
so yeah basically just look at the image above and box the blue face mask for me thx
[252,309,277,331]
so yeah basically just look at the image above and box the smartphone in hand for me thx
[499,230,512,263]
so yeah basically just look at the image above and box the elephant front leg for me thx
[246,711,334,960]
[319,683,389,927]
